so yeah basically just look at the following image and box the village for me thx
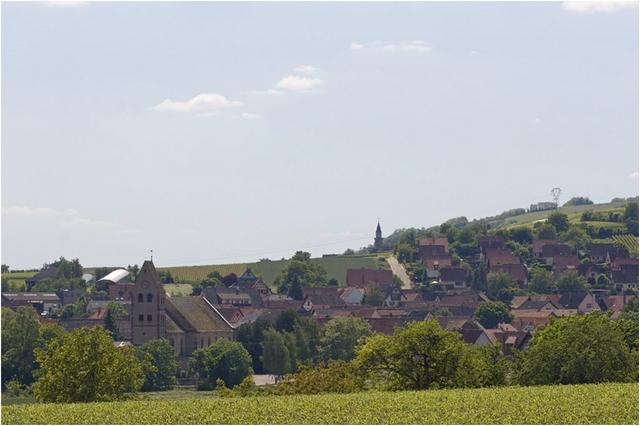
[3,206,638,378]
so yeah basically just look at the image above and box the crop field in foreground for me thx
[3,382,637,425]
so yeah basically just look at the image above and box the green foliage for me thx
[31,277,86,293]
[2,383,638,424]
[33,326,144,402]
[48,257,83,279]
[275,360,365,395]
[474,302,513,329]
[506,227,533,244]
[547,212,570,233]
[1,307,43,387]
[559,225,592,252]
[528,267,557,294]
[235,319,271,373]
[2,263,9,273]
[514,312,637,385]
[136,339,178,392]
[486,271,518,303]
[535,223,557,240]
[564,197,593,207]
[395,242,415,263]
[318,317,372,362]
[190,338,252,390]
[556,269,589,293]
[261,328,294,376]
[275,251,327,295]
[354,320,497,390]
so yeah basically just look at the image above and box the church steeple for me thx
[374,221,383,250]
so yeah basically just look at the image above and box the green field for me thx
[1,271,36,292]
[498,200,629,230]
[158,254,386,287]
[2,383,636,424]
[613,235,639,257]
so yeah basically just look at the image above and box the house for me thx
[346,268,394,288]
[541,244,572,264]
[300,287,345,312]
[492,263,528,289]
[422,255,453,275]
[437,267,470,294]
[485,328,532,356]
[1,292,62,314]
[589,243,629,263]
[557,292,598,314]
[339,287,365,304]
[25,266,59,291]
[164,294,234,358]
[600,295,637,319]
[532,239,559,258]
[418,237,449,252]
[478,236,505,251]
[484,248,520,269]
[552,255,580,273]
[511,309,576,331]
[612,257,639,270]
[418,245,447,259]
[612,268,639,293]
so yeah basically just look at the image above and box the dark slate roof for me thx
[557,292,589,309]
[439,267,468,282]
[492,263,527,282]
[478,236,505,250]
[612,269,639,284]
[165,296,233,333]
[518,300,556,310]
[1,292,61,303]
[346,268,394,287]
[302,287,345,306]
[541,244,572,257]
[532,239,559,254]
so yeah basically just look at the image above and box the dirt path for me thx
[387,255,412,289]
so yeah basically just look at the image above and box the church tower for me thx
[130,260,165,345]
[374,221,383,251]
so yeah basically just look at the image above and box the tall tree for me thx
[514,312,636,385]
[474,302,513,329]
[190,338,252,390]
[528,268,557,294]
[318,317,372,362]
[275,251,327,295]
[486,271,518,303]
[556,269,589,293]
[136,339,177,391]
[547,212,570,233]
[261,328,292,378]
[33,326,145,402]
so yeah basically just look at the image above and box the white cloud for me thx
[275,75,323,92]
[629,171,639,179]
[293,65,318,76]
[350,40,432,53]
[533,117,542,124]
[152,93,242,113]
[241,112,264,120]
[562,1,637,13]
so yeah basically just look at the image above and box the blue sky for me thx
[2,1,638,269]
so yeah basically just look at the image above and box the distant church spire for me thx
[374,221,383,251]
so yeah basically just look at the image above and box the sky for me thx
[2,1,638,269]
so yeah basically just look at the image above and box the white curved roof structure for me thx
[97,269,130,284]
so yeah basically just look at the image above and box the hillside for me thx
[158,253,387,291]
[3,382,636,424]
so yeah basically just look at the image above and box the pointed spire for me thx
[376,221,382,234]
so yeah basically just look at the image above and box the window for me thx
[170,339,175,347]
[147,314,152,322]
[208,337,211,346]
[201,337,204,348]
[147,293,153,303]
[161,297,164,305]
[137,293,143,303]
[138,314,144,322]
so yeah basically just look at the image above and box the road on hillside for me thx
[387,255,412,289]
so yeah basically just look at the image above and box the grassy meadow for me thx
[158,253,386,288]
[2,382,637,424]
